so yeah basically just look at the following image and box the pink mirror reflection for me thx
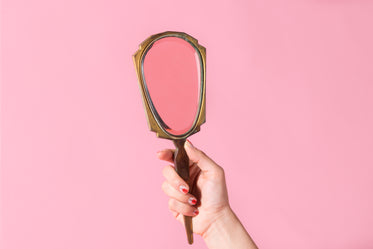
[142,37,201,136]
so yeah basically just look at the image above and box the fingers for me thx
[157,149,174,164]
[162,181,197,206]
[161,163,199,218]
[157,149,194,167]
[168,198,199,217]
[171,211,180,219]
[184,140,223,174]
[162,165,189,194]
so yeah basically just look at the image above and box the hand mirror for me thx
[133,31,206,244]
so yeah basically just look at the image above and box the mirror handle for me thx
[173,139,193,244]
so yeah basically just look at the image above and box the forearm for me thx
[202,207,258,249]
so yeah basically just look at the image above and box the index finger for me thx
[157,149,174,164]
[157,149,195,167]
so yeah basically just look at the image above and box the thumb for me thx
[184,140,220,173]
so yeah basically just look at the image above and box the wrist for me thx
[202,206,258,249]
[202,206,236,241]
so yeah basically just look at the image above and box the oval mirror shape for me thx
[142,36,202,136]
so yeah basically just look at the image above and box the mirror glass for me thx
[142,36,202,136]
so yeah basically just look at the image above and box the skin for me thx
[157,140,258,249]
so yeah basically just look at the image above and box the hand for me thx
[157,140,230,237]
[158,140,258,249]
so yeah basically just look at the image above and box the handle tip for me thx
[184,216,194,244]
[187,233,193,244]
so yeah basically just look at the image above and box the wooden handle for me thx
[173,139,193,244]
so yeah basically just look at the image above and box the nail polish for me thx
[186,139,194,148]
[179,185,188,194]
[188,197,197,205]
[193,209,199,215]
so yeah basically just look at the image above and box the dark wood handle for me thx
[173,139,193,244]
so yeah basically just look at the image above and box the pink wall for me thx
[1,0,373,248]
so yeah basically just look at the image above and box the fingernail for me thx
[185,140,194,148]
[179,185,188,194]
[193,209,199,216]
[188,197,197,205]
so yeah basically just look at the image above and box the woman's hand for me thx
[158,140,258,249]
[157,140,230,237]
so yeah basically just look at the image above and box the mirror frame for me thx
[133,31,206,140]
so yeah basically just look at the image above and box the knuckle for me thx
[161,181,168,192]
[181,205,193,215]
[168,198,175,209]
[162,165,170,177]
[182,205,189,213]
[172,211,179,218]
[212,166,225,179]
[217,165,225,175]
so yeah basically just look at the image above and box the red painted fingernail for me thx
[186,139,194,148]
[193,209,199,215]
[188,197,197,205]
[179,185,188,194]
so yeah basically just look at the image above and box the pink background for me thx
[1,0,373,249]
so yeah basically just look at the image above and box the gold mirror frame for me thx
[133,31,206,140]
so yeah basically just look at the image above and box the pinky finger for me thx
[171,211,185,225]
[168,199,199,217]
[171,211,180,219]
